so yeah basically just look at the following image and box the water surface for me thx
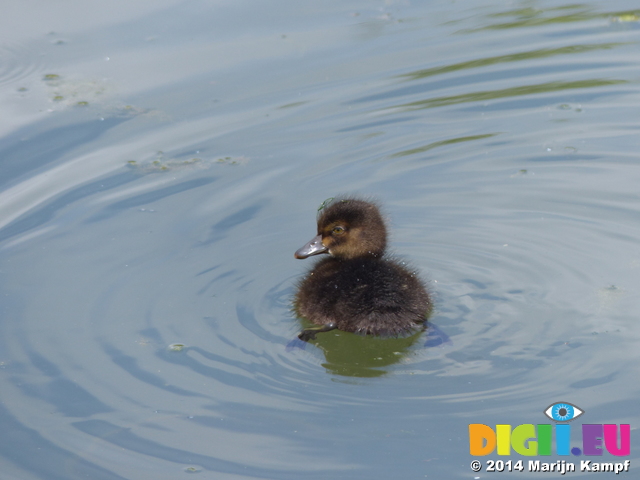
[1,1,639,478]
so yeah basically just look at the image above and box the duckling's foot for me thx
[298,322,337,342]
[298,330,317,341]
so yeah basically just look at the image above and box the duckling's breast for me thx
[294,257,430,336]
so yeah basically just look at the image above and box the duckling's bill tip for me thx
[294,234,327,259]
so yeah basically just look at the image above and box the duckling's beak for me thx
[295,234,328,259]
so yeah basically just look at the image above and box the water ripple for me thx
[0,40,45,86]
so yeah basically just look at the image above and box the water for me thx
[1,1,639,478]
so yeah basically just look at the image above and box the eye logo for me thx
[543,402,584,422]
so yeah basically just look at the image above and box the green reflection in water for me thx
[462,5,640,32]
[490,5,590,18]
[303,327,423,378]
[399,43,626,81]
[390,79,627,111]
[278,101,308,109]
[390,133,500,158]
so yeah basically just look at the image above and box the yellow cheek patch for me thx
[328,227,364,259]
[321,223,347,245]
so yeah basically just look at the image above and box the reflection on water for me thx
[396,43,627,81]
[1,0,640,478]
[465,4,640,32]
[385,79,627,112]
[389,133,500,157]
[318,333,423,378]
[302,325,453,378]
[291,328,424,378]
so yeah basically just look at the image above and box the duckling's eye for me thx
[332,226,346,236]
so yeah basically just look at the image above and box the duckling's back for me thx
[295,256,430,336]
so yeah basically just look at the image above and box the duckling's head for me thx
[295,198,387,260]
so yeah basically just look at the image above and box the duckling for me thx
[293,198,431,341]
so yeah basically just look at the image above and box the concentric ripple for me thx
[0,39,45,86]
